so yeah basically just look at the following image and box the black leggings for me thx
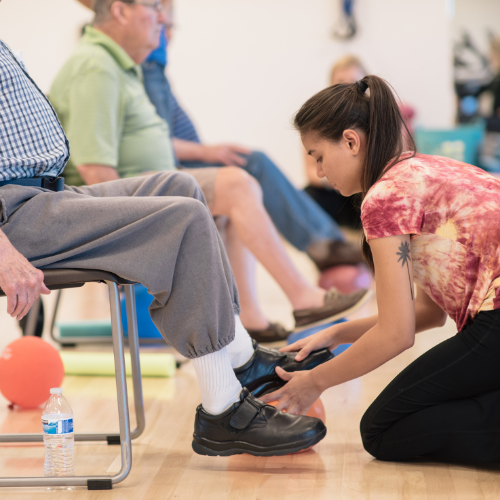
[361,309,500,463]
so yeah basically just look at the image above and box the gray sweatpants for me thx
[0,172,239,359]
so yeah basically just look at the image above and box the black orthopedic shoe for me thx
[234,340,333,397]
[192,388,326,456]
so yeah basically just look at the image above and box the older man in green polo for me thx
[51,7,173,185]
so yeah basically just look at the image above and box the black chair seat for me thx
[0,268,137,297]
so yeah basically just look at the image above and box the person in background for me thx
[489,37,500,120]
[303,55,366,230]
[49,0,371,342]
[142,20,364,273]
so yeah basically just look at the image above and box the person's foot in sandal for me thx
[294,288,373,330]
[307,239,364,271]
[246,322,290,343]
[192,388,326,456]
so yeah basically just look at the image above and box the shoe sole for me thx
[294,289,374,333]
[192,427,327,457]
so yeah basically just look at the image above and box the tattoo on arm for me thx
[396,241,414,300]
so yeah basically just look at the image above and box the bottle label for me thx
[42,418,74,435]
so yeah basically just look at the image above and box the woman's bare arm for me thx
[262,234,445,414]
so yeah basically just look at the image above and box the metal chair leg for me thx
[124,285,146,440]
[49,290,63,344]
[106,280,132,486]
[0,282,132,489]
[24,297,42,336]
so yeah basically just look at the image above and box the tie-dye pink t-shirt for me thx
[361,153,500,331]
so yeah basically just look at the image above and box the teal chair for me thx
[415,122,485,166]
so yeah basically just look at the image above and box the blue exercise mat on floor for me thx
[121,284,163,339]
[287,318,351,356]
[57,285,163,340]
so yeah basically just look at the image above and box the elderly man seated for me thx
[48,0,370,342]
[0,9,329,455]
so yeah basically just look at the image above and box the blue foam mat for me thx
[121,284,163,339]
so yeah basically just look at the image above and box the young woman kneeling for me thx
[262,75,500,463]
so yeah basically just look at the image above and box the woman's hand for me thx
[260,368,323,415]
[280,326,341,361]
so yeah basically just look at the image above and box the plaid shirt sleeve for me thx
[0,40,69,182]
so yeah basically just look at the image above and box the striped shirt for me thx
[0,40,70,182]
[170,92,201,143]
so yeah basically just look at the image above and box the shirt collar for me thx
[82,25,138,73]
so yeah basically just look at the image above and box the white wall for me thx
[169,0,455,184]
[0,0,455,185]
[0,1,93,92]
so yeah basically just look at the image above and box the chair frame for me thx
[46,289,163,346]
[0,274,146,490]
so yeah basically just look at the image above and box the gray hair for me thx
[92,0,133,25]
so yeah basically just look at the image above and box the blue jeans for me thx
[142,61,344,251]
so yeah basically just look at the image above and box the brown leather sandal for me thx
[246,323,290,343]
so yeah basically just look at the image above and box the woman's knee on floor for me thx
[360,410,389,460]
[360,410,410,461]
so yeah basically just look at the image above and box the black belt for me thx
[0,176,65,192]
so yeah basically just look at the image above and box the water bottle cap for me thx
[50,388,63,395]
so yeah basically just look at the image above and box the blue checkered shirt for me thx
[0,40,69,182]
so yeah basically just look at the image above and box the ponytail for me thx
[294,75,415,273]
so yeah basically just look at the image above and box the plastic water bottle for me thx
[42,388,75,478]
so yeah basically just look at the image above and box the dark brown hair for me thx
[294,75,415,272]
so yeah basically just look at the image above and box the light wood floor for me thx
[1,242,499,499]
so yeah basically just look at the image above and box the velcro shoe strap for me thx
[230,397,262,429]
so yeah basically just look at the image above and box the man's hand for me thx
[260,369,323,415]
[201,144,251,167]
[0,232,50,320]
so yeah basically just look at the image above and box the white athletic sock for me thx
[226,315,255,369]
[191,346,242,415]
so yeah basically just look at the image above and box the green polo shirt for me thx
[49,26,175,186]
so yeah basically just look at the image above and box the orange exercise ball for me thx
[267,398,326,423]
[0,337,64,409]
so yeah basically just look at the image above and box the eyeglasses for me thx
[118,0,165,14]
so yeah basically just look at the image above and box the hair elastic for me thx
[356,80,368,94]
